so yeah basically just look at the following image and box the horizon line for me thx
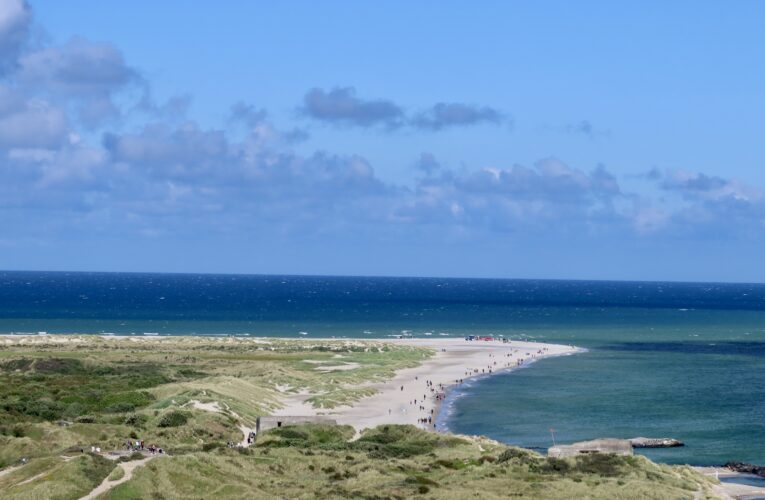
[2,268,764,287]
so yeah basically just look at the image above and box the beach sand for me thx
[272,338,582,433]
[0,334,580,435]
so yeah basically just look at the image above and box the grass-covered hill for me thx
[0,336,721,499]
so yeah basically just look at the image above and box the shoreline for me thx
[433,348,584,433]
[1,333,581,435]
[269,337,582,433]
[4,334,764,473]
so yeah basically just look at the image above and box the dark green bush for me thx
[78,453,116,487]
[497,447,535,463]
[531,457,571,475]
[256,423,355,449]
[34,358,85,375]
[118,452,146,463]
[355,425,465,458]
[157,411,189,428]
[572,453,634,477]
[103,402,135,413]
[123,413,148,427]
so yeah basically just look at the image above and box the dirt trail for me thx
[16,471,47,486]
[0,464,23,479]
[79,456,157,500]
[186,399,255,447]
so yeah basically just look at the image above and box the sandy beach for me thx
[272,338,582,432]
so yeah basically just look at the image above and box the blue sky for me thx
[1,0,765,281]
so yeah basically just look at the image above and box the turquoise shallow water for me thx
[1,271,764,465]
[441,313,765,465]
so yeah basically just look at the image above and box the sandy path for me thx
[272,338,581,433]
[186,399,254,447]
[0,464,23,479]
[80,456,157,500]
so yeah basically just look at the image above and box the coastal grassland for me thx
[0,336,430,467]
[0,453,116,499]
[0,336,721,499]
[98,424,718,500]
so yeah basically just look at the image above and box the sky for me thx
[1,0,764,282]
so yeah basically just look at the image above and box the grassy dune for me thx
[0,336,721,499]
[0,336,429,467]
[100,424,718,500]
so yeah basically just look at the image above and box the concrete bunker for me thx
[548,438,634,458]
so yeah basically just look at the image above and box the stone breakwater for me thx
[724,462,765,478]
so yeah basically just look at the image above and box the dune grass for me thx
[0,336,721,499]
[97,424,718,500]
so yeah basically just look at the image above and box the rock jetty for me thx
[724,462,765,478]
[628,437,684,448]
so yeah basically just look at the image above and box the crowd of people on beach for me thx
[387,340,559,431]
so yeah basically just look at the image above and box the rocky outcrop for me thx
[628,437,684,448]
[724,462,765,478]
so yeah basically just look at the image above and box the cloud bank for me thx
[300,86,507,131]
[1,1,764,277]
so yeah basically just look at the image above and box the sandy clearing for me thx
[314,362,361,372]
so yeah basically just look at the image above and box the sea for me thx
[1,270,764,466]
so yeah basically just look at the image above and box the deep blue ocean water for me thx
[1,271,764,466]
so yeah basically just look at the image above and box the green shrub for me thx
[34,358,85,374]
[63,402,86,419]
[531,457,571,474]
[572,454,634,477]
[78,453,116,487]
[124,413,148,427]
[118,452,146,463]
[202,442,223,452]
[355,425,465,458]
[108,466,125,481]
[256,423,355,449]
[1,358,33,372]
[103,402,135,413]
[100,391,154,413]
[497,447,537,464]
[157,411,189,428]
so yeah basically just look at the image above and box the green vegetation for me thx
[96,424,716,499]
[0,453,115,499]
[0,336,720,499]
[108,466,125,481]
[157,411,189,428]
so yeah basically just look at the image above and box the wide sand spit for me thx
[273,338,583,433]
